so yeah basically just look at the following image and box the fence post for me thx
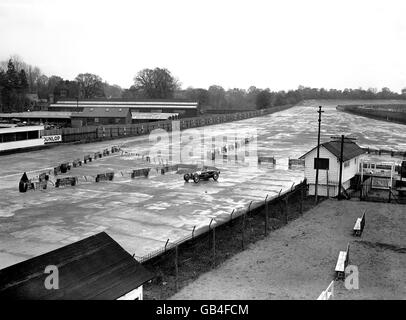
[265,195,269,236]
[192,225,196,240]
[175,245,179,291]
[164,239,169,252]
[300,182,304,215]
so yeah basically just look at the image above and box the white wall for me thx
[304,146,339,184]
[0,138,44,152]
[304,146,362,196]
[117,286,143,300]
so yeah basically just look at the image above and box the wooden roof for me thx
[0,232,154,300]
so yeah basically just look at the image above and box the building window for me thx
[16,132,27,141]
[2,133,15,142]
[115,118,121,123]
[344,160,350,167]
[28,131,39,139]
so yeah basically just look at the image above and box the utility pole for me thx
[330,135,356,200]
[315,106,324,204]
[338,134,345,200]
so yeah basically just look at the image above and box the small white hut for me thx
[299,140,365,197]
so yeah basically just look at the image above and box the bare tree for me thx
[75,73,105,99]
[133,68,180,99]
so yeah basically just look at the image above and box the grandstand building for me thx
[48,99,199,121]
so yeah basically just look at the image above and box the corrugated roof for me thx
[299,140,365,161]
[71,107,130,118]
[51,99,198,109]
[0,232,154,300]
[0,112,72,119]
[131,112,178,120]
[56,98,198,104]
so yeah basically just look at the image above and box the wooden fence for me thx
[43,104,295,144]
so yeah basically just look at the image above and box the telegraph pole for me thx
[338,134,345,200]
[330,135,357,200]
[314,106,324,204]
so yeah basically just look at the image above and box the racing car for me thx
[184,167,220,183]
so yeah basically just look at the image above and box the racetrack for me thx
[0,99,405,269]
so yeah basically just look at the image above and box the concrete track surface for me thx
[0,99,405,268]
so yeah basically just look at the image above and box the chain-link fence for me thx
[141,179,309,299]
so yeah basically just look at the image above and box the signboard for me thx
[43,135,62,143]
[314,157,330,170]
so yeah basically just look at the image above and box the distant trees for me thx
[255,89,272,109]
[182,87,210,106]
[0,59,29,112]
[133,68,180,99]
[103,83,123,99]
[75,73,105,99]
[1,54,406,114]
[207,85,227,109]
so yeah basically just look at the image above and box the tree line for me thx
[1,55,406,113]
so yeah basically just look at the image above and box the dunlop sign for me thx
[43,135,62,143]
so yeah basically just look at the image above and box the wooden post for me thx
[338,135,344,200]
[175,245,179,291]
[315,106,324,204]
[300,183,304,215]
[326,170,330,198]
[265,195,269,236]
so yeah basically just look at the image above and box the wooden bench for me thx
[60,162,71,173]
[353,210,366,236]
[54,166,61,175]
[335,243,350,280]
[111,146,120,153]
[94,151,102,159]
[95,172,114,182]
[72,159,82,167]
[55,177,77,188]
[131,168,150,178]
[258,156,276,164]
[84,155,92,163]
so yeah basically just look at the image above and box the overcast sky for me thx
[0,0,405,92]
